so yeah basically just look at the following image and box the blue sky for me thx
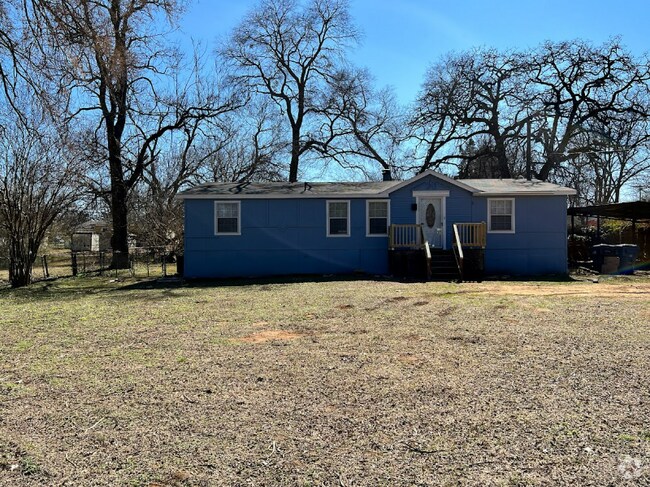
[179,0,650,104]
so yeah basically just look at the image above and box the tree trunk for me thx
[494,137,512,178]
[289,128,300,182]
[537,156,555,181]
[110,181,130,269]
[108,137,130,269]
[8,237,36,288]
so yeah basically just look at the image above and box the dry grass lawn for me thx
[1,275,649,486]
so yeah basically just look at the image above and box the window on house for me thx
[488,198,515,233]
[327,200,350,237]
[366,200,389,236]
[215,201,241,235]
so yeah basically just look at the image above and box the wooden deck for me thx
[452,222,486,281]
[389,224,431,280]
[388,223,486,281]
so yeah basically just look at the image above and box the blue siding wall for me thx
[183,174,570,278]
[391,175,569,275]
[184,198,391,278]
[473,195,569,276]
[390,175,474,249]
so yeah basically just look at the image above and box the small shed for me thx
[71,220,112,252]
[71,232,100,252]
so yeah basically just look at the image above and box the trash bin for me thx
[591,244,618,273]
[616,244,639,275]
[601,256,620,274]
[592,244,639,274]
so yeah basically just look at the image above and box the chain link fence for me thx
[0,247,180,284]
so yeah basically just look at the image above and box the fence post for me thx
[99,252,104,276]
[41,255,49,278]
[71,252,78,276]
[161,254,167,277]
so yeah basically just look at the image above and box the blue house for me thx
[178,170,576,279]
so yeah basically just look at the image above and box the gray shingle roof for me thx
[177,172,575,199]
[463,178,576,195]
[178,180,400,198]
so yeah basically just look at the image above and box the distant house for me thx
[71,220,111,252]
[177,170,576,279]
[71,220,136,252]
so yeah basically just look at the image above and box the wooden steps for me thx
[429,248,460,281]
[387,224,485,282]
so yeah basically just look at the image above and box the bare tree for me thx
[458,49,533,178]
[315,67,406,178]
[457,136,500,178]
[128,97,284,252]
[199,101,287,183]
[222,0,357,182]
[558,112,650,204]
[637,173,650,201]
[411,40,650,201]
[410,49,533,177]
[408,52,472,173]
[529,39,650,181]
[28,0,233,267]
[0,101,82,287]
[0,2,36,118]
[0,3,15,104]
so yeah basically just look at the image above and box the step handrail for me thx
[421,225,432,280]
[452,223,464,281]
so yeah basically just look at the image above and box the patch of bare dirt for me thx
[385,296,409,302]
[469,282,650,299]
[236,330,303,343]
[397,353,424,365]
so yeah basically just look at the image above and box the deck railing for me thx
[453,222,487,248]
[389,224,425,250]
[389,224,431,279]
[452,222,487,282]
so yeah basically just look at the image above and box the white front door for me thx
[417,197,444,248]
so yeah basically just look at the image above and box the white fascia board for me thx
[176,193,386,200]
[475,189,577,197]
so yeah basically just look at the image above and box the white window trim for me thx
[366,199,391,237]
[487,197,515,234]
[214,200,241,236]
[326,200,350,237]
